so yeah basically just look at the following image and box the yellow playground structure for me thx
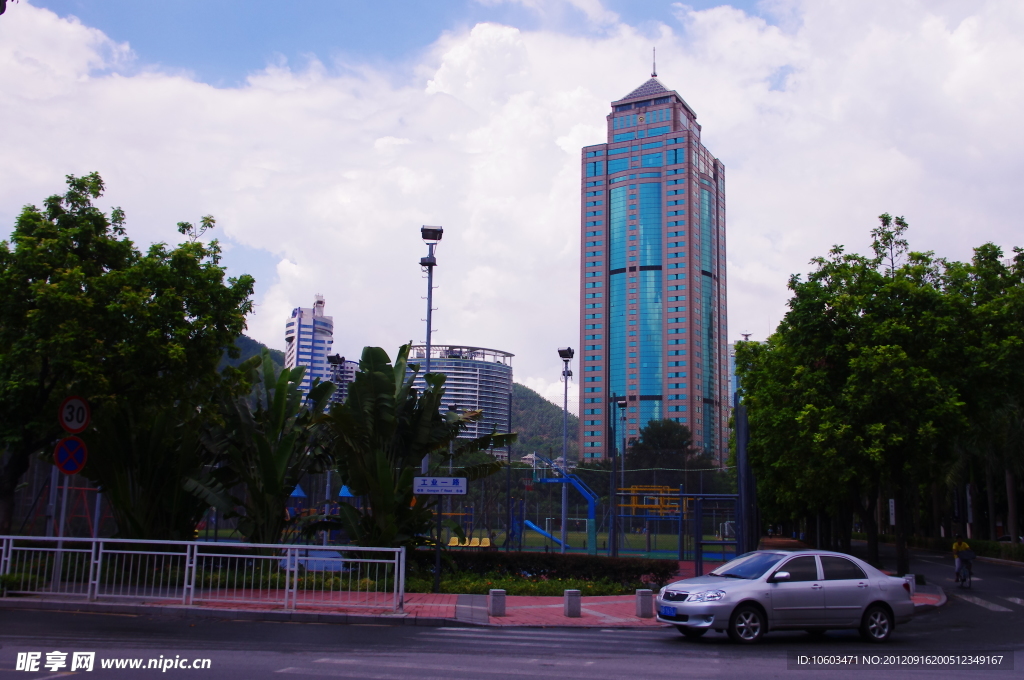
[619,486,684,518]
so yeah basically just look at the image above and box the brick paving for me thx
[490,595,664,627]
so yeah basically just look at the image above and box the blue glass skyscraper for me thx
[578,76,728,464]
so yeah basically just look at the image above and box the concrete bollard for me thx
[635,589,654,618]
[488,589,506,617]
[564,589,581,618]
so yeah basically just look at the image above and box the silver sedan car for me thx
[656,550,914,644]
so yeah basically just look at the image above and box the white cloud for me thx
[2,1,1024,408]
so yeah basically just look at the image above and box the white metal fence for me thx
[0,536,405,612]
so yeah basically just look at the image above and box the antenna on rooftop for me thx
[652,46,657,78]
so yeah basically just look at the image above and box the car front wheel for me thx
[728,604,765,644]
[860,605,893,643]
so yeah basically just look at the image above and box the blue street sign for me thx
[53,436,88,475]
[413,477,467,495]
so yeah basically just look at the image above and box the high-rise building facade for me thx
[578,76,729,464]
[327,354,359,405]
[284,295,334,396]
[410,345,514,460]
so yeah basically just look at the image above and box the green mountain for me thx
[220,334,285,372]
[512,383,579,460]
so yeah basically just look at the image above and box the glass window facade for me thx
[582,78,727,463]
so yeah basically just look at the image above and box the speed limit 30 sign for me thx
[59,396,91,434]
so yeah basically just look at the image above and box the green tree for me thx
[944,244,1024,544]
[626,419,694,470]
[0,173,253,533]
[186,350,334,545]
[318,345,515,548]
[737,215,965,573]
[626,419,728,493]
[82,402,213,540]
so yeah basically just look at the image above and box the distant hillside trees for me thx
[512,384,578,459]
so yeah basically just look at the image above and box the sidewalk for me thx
[0,592,666,628]
[0,553,945,628]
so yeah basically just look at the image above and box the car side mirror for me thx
[769,571,790,583]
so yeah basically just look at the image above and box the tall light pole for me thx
[610,396,626,558]
[420,226,442,476]
[558,347,574,554]
[620,399,628,533]
[420,225,443,593]
[608,394,620,557]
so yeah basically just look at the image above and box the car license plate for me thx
[659,605,676,617]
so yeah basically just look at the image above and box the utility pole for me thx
[506,385,513,552]
[608,394,620,558]
[558,348,574,554]
[420,225,442,475]
[419,225,443,593]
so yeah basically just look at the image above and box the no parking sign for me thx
[53,436,88,475]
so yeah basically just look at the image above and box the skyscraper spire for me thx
[652,46,657,78]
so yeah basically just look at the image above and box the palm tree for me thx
[315,344,514,548]
[186,349,334,545]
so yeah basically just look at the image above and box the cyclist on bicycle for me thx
[953,534,970,582]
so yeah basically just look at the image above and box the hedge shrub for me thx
[408,550,679,588]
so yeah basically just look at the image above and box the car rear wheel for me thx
[727,604,765,644]
[860,605,893,643]
[677,627,707,639]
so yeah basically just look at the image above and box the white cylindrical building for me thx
[409,345,514,459]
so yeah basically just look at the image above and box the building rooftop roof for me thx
[618,77,670,101]
[409,344,514,363]
[612,76,698,120]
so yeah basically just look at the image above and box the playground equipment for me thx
[620,485,681,518]
[614,487,740,573]
[523,519,563,547]
[532,454,598,555]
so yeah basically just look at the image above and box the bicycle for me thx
[956,549,975,589]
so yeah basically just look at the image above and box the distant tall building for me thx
[284,295,334,397]
[410,345,514,460]
[578,75,729,464]
[327,354,359,404]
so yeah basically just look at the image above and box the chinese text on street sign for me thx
[413,477,467,495]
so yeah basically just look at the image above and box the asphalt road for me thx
[0,545,1020,679]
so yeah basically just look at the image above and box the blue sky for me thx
[2,0,1020,406]
[33,0,765,85]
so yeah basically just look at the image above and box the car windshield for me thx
[709,552,787,580]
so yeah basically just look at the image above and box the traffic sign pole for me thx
[57,475,69,540]
[413,477,467,594]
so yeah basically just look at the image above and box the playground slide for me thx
[523,520,564,547]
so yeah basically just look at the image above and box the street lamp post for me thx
[620,401,627,496]
[558,347,574,554]
[609,396,627,558]
[608,394,620,557]
[420,225,443,592]
[419,226,442,477]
